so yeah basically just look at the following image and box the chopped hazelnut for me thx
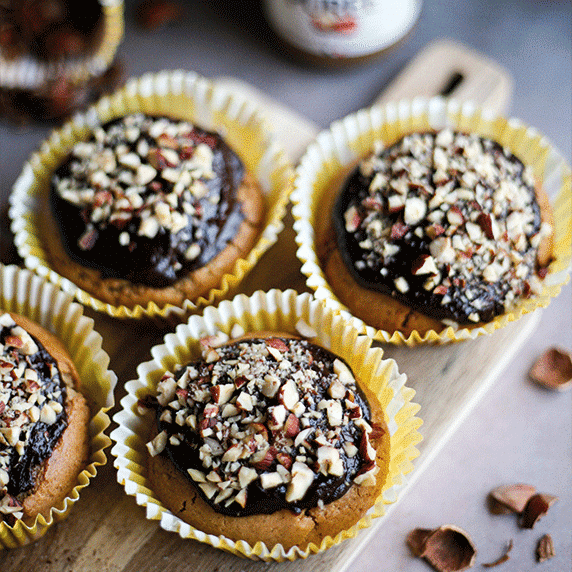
[147,430,168,457]
[285,462,315,502]
[144,336,376,515]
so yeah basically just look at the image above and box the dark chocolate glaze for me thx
[146,338,374,517]
[0,326,68,498]
[7,0,102,61]
[333,133,543,325]
[50,117,246,288]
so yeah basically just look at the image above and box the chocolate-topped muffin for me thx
[144,332,389,549]
[0,312,90,525]
[43,113,265,308]
[317,129,554,335]
[0,0,103,62]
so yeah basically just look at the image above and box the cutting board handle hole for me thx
[439,71,465,96]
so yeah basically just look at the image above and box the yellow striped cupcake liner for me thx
[110,289,422,561]
[291,97,571,346]
[0,264,116,548]
[9,70,293,322]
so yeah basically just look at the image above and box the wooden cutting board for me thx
[1,39,538,572]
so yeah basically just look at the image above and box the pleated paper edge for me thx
[291,96,572,346]
[109,289,422,562]
[8,70,293,322]
[0,264,117,549]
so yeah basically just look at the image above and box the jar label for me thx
[264,0,422,59]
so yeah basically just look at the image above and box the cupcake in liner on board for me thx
[0,264,116,548]
[0,0,124,121]
[9,70,293,321]
[110,289,422,561]
[292,97,571,345]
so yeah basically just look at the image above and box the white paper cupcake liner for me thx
[0,264,117,548]
[110,289,422,561]
[291,97,572,345]
[9,70,293,321]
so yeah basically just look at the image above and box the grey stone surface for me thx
[0,1,570,569]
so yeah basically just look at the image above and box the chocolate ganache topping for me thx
[0,314,68,523]
[50,114,247,287]
[333,130,552,326]
[144,335,382,517]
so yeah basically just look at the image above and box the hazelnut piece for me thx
[529,347,572,391]
[285,462,315,502]
[283,413,300,438]
[295,320,317,339]
[278,379,299,411]
[536,534,555,563]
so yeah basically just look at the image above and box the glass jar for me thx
[263,0,422,65]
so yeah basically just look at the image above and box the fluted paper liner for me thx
[9,70,293,321]
[110,289,422,561]
[291,97,572,345]
[0,265,116,549]
[0,0,124,90]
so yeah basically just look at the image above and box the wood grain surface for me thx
[0,40,532,572]
[0,227,539,572]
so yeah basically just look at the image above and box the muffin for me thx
[0,0,124,121]
[42,113,265,308]
[10,71,292,320]
[143,332,389,550]
[0,312,90,526]
[111,289,422,560]
[0,0,104,63]
[316,129,554,336]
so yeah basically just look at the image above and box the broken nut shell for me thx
[488,483,537,515]
[482,539,513,568]
[529,347,572,391]
[520,493,558,529]
[407,524,477,572]
[536,533,555,563]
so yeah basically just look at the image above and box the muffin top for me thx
[333,129,552,326]
[0,313,68,523]
[0,0,102,61]
[143,334,383,517]
[50,113,247,288]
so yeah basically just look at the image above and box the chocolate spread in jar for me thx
[144,336,383,517]
[0,314,68,521]
[50,114,246,288]
[333,130,552,326]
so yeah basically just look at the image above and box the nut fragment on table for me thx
[482,539,513,568]
[488,483,537,514]
[407,524,477,572]
[536,534,555,563]
[520,493,558,529]
[529,347,572,391]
